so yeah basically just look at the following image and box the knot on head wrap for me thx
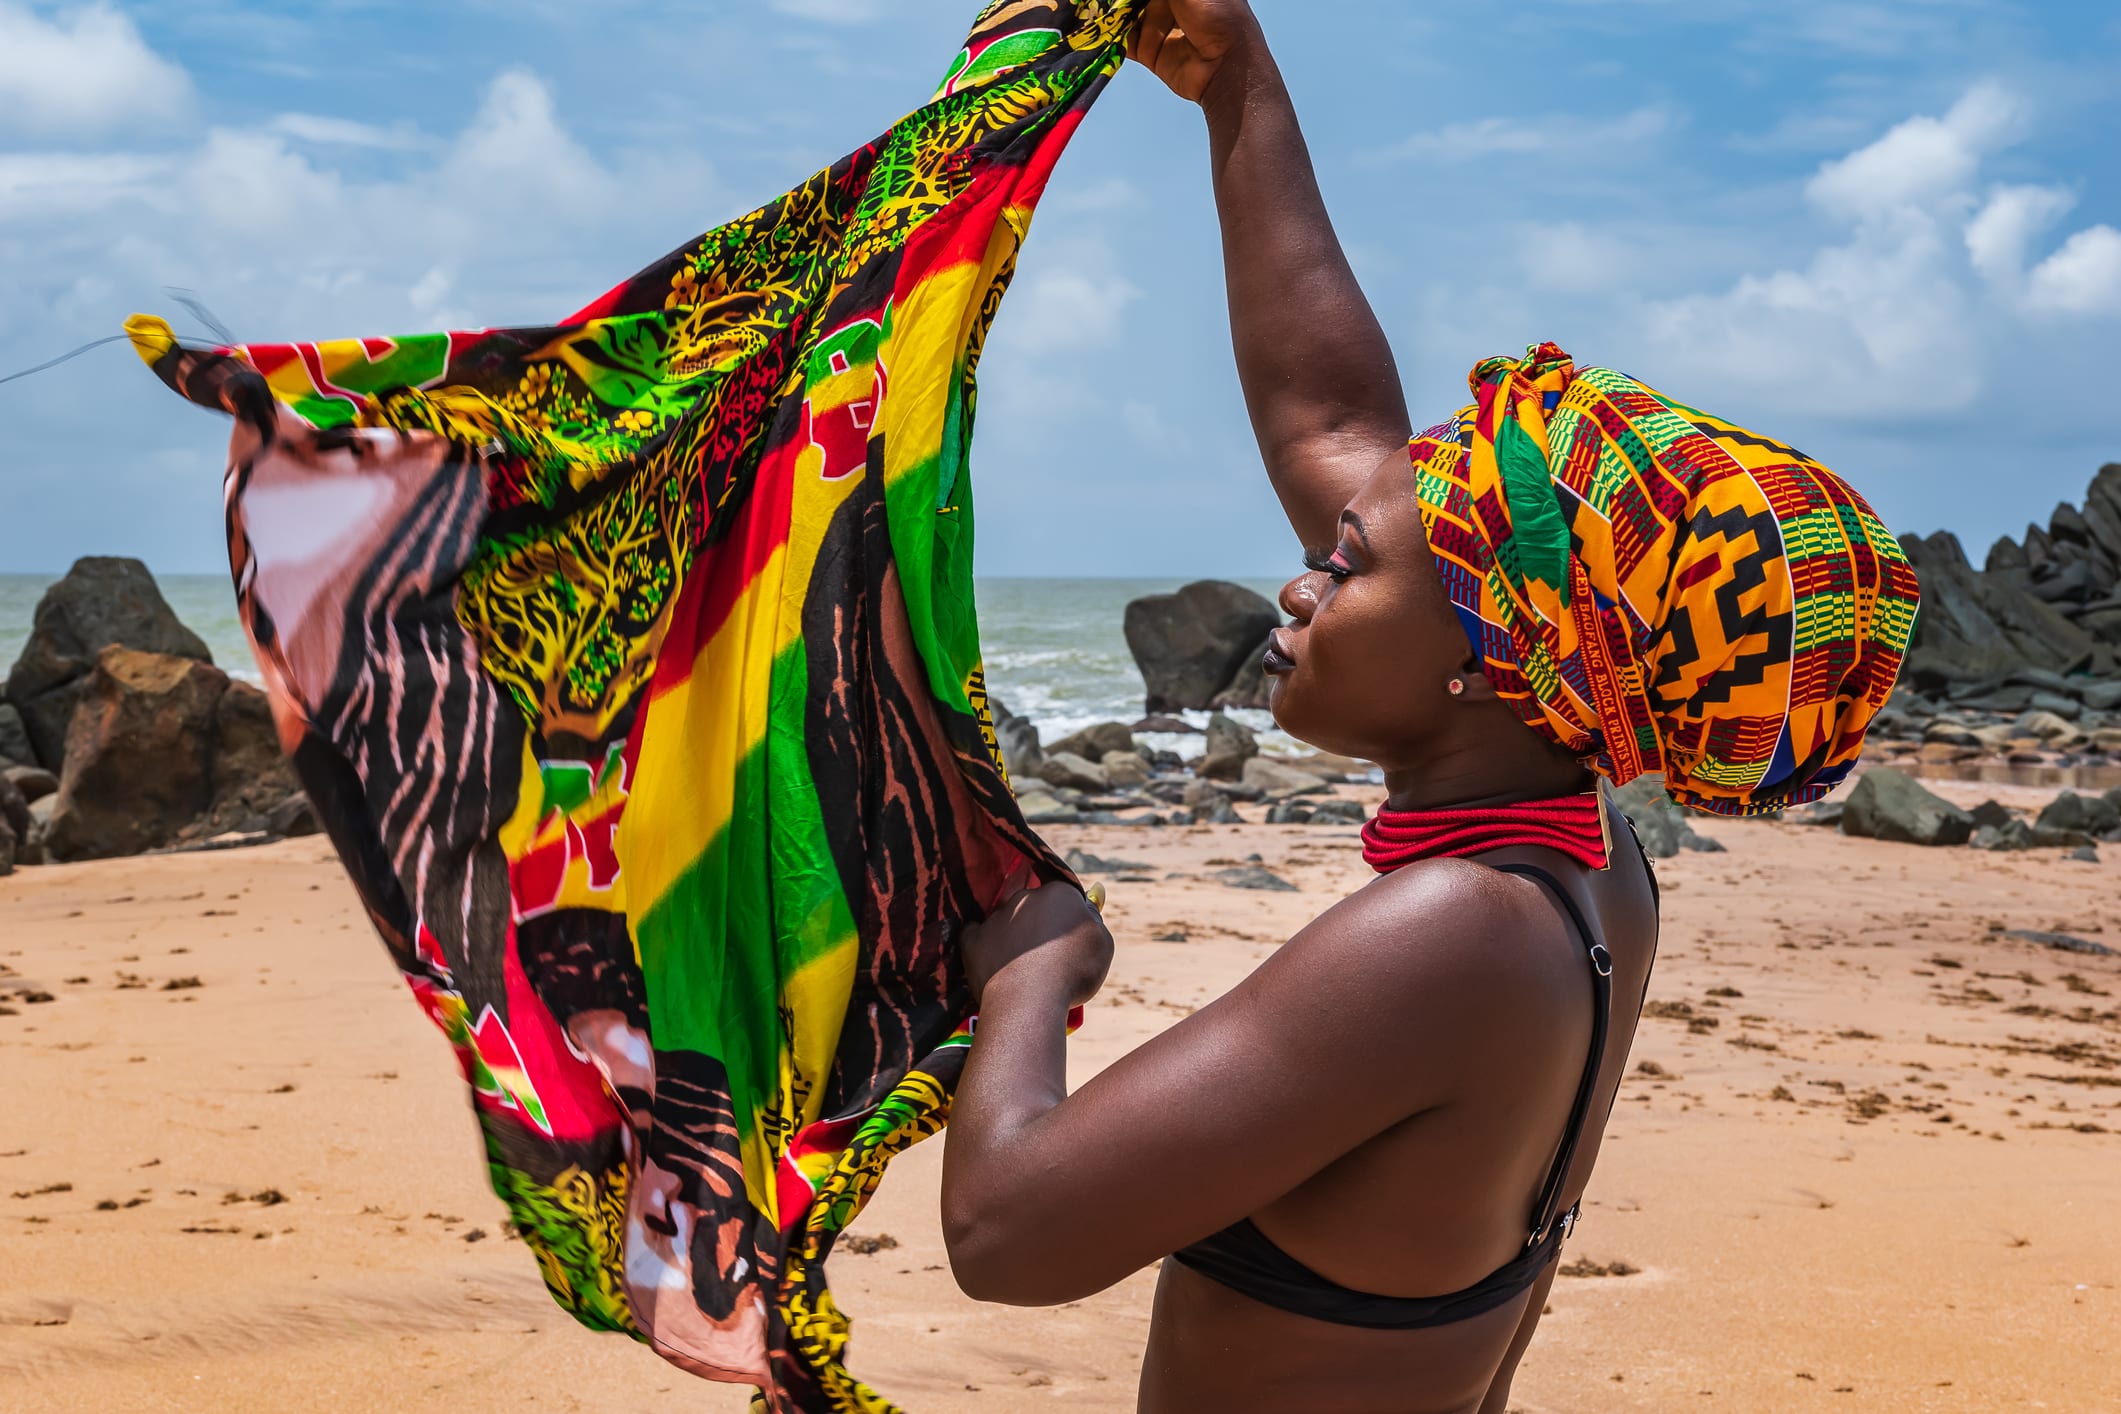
[1409,341,1921,816]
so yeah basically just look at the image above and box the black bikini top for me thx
[1170,854,1651,1330]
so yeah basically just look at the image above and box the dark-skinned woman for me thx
[942,3,1921,1410]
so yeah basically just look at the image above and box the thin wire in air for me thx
[0,334,137,389]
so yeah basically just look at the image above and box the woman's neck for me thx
[1379,732,1595,813]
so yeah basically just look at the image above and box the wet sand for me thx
[2,781,2117,1412]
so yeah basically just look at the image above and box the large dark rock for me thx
[0,815,14,877]
[1609,775,1726,858]
[1898,532,2106,686]
[1210,631,1276,710]
[44,647,229,862]
[0,703,31,767]
[1196,711,1259,781]
[0,771,30,854]
[1840,768,1975,846]
[2036,790,2121,840]
[1049,721,1136,762]
[1124,581,1281,712]
[192,680,301,836]
[4,558,212,768]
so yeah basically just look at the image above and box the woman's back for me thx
[1140,839,1659,1413]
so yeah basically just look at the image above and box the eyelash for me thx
[1303,552,1351,583]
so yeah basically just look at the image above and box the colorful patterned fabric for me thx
[1409,342,1920,816]
[125,4,1138,1408]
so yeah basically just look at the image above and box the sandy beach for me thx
[3,776,2117,1414]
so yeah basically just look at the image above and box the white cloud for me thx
[0,2,189,132]
[268,113,427,151]
[2025,226,2121,316]
[0,151,169,219]
[1804,83,2016,221]
[1384,107,1669,164]
[1641,82,2120,421]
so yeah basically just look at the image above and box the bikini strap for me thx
[1490,863,1613,1249]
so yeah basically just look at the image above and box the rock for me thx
[1796,800,1845,828]
[1123,582,1282,712]
[1840,768,1975,846]
[2082,681,2121,713]
[1971,820,2034,851]
[0,816,14,876]
[44,647,231,862]
[1309,798,1370,825]
[2027,692,2083,720]
[3,558,213,768]
[1131,714,1202,735]
[990,698,1044,783]
[1916,741,1981,764]
[1144,748,1185,772]
[1049,722,1136,762]
[1242,756,1335,801]
[1064,848,1151,876]
[0,771,30,852]
[1036,752,1109,793]
[1209,632,1276,711]
[1013,790,1080,826]
[1213,864,1297,892]
[3,765,58,804]
[2036,791,2121,838]
[1100,751,1151,790]
[1204,800,1245,825]
[2015,710,2082,744]
[2091,728,2121,755]
[266,793,321,839]
[1898,532,2103,686]
[0,703,32,768]
[1196,711,1259,782]
[1921,722,1983,748]
[196,681,300,835]
[1264,801,1316,825]
[2003,928,2116,957]
[1968,799,2016,830]
[1609,775,1724,857]
[2067,845,2101,863]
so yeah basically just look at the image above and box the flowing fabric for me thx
[126,3,1139,1407]
[1410,342,1921,816]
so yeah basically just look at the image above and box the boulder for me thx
[1840,768,1975,846]
[0,703,31,767]
[1209,632,1276,711]
[266,793,322,839]
[1968,799,2016,830]
[0,816,14,877]
[1609,775,1724,857]
[1195,711,1258,781]
[1897,532,2103,686]
[1037,751,1109,793]
[2015,710,2083,748]
[989,697,1044,783]
[1309,798,1371,825]
[1242,756,1334,801]
[1972,819,2035,852]
[1100,750,1152,790]
[1131,714,1202,735]
[3,558,212,768]
[1049,722,1136,762]
[1213,864,1297,892]
[196,681,300,835]
[2083,681,2121,714]
[2036,791,2121,839]
[1264,801,1316,825]
[1013,789,1079,826]
[1123,581,1281,712]
[0,771,30,852]
[4,764,56,806]
[44,647,229,862]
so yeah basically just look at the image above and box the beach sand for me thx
[3,781,2117,1412]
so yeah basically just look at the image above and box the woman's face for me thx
[1264,452,1476,766]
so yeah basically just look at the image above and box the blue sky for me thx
[2,0,2118,579]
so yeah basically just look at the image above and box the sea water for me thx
[0,573,1297,753]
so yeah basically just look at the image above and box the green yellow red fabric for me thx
[125,3,1139,1408]
[1409,342,1920,816]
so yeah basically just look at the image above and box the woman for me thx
[942,2,1916,1411]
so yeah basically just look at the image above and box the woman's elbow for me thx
[942,1205,1094,1307]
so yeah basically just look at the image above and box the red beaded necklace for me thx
[1361,790,1611,874]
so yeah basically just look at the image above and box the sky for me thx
[1,0,2119,580]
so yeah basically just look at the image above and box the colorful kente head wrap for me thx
[1409,342,1921,817]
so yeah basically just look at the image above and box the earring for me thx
[1447,678,1465,696]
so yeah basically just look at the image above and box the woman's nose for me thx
[1280,572,1319,622]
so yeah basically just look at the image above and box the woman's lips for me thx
[1262,627,1297,676]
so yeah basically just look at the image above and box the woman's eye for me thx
[1302,553,1351,582]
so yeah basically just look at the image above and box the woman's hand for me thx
[1128,0,1259,104]
[961,882,1113,1009]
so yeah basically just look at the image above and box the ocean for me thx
[0,573,1296,754]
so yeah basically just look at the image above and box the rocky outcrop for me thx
[0,703,31,767]
[1209,632,1276,710]
[3,557,212,768]
[1123,581,1281,713]
[1840,768,1975,847]
[1610,776,1726,858]
[1049,722,1136,761]
[45,647,228,861]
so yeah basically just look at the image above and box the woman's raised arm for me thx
[1132,0,1411,551]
